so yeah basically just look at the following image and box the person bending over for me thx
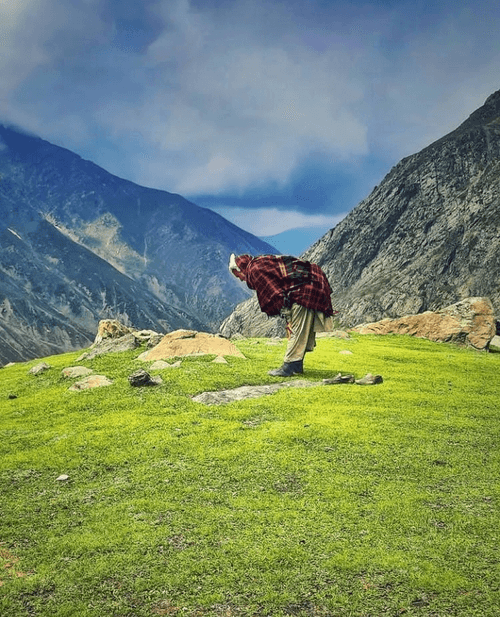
[229,253,335,377]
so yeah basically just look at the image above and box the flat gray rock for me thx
[192,379,319,405]
[192,371,384,405]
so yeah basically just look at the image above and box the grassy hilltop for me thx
[1,335,499,616]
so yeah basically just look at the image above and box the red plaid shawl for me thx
[235,254,334,317]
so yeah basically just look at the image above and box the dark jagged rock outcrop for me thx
[221,90,500,336]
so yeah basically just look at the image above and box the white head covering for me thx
[228,253,240,272]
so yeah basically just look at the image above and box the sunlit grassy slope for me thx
[1,334,499,616]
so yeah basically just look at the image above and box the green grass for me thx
[0,334,499,616]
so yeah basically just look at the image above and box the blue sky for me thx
[2,0,499,249]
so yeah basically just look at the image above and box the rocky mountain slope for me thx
[0,125,276,364]
[221,90,500,336]
[0,221,204,365]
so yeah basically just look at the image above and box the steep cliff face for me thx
[220,91,500,336]
[0,125,276,363]
[307,90,500,326]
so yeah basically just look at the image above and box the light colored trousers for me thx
[282,303,333,362]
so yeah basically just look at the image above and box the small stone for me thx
[128,369,163,387]
[150,360,172,370]
[56,475,69,482]
[61,366,94,379]
[212,356,228,364]
[490,335,500,351]
[355,373,383,385]
[28,362,51,375]
[339,350,354,355]
[322,373,355,384]
[8,393,18,400]
[69,375,113,391]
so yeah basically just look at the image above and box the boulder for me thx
[93,319,132,345]
[78,333,140,360]
[93,320,162,347]
[141,330,246,361]
[351,297,495,350]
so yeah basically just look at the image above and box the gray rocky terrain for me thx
[0,125,276,364]
[221,90,500,336]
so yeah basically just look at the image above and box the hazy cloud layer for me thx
[212,206,347,237]
[1,0,500,238]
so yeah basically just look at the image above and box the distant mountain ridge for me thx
[0,125,276,364]
[221,90,500,337]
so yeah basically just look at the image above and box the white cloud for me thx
[211,206,347,237]
[1,0,500,206]
[0,0,109,137]
[357,0,500,159]
[93,1,369,194]
[0,0,106,87]
[0,0,49,91]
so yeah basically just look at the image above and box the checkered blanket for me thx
[236,254,334,317]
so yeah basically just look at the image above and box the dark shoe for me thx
[355,373,383,385]
[322,373,355,384]
[268,360,303,377]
